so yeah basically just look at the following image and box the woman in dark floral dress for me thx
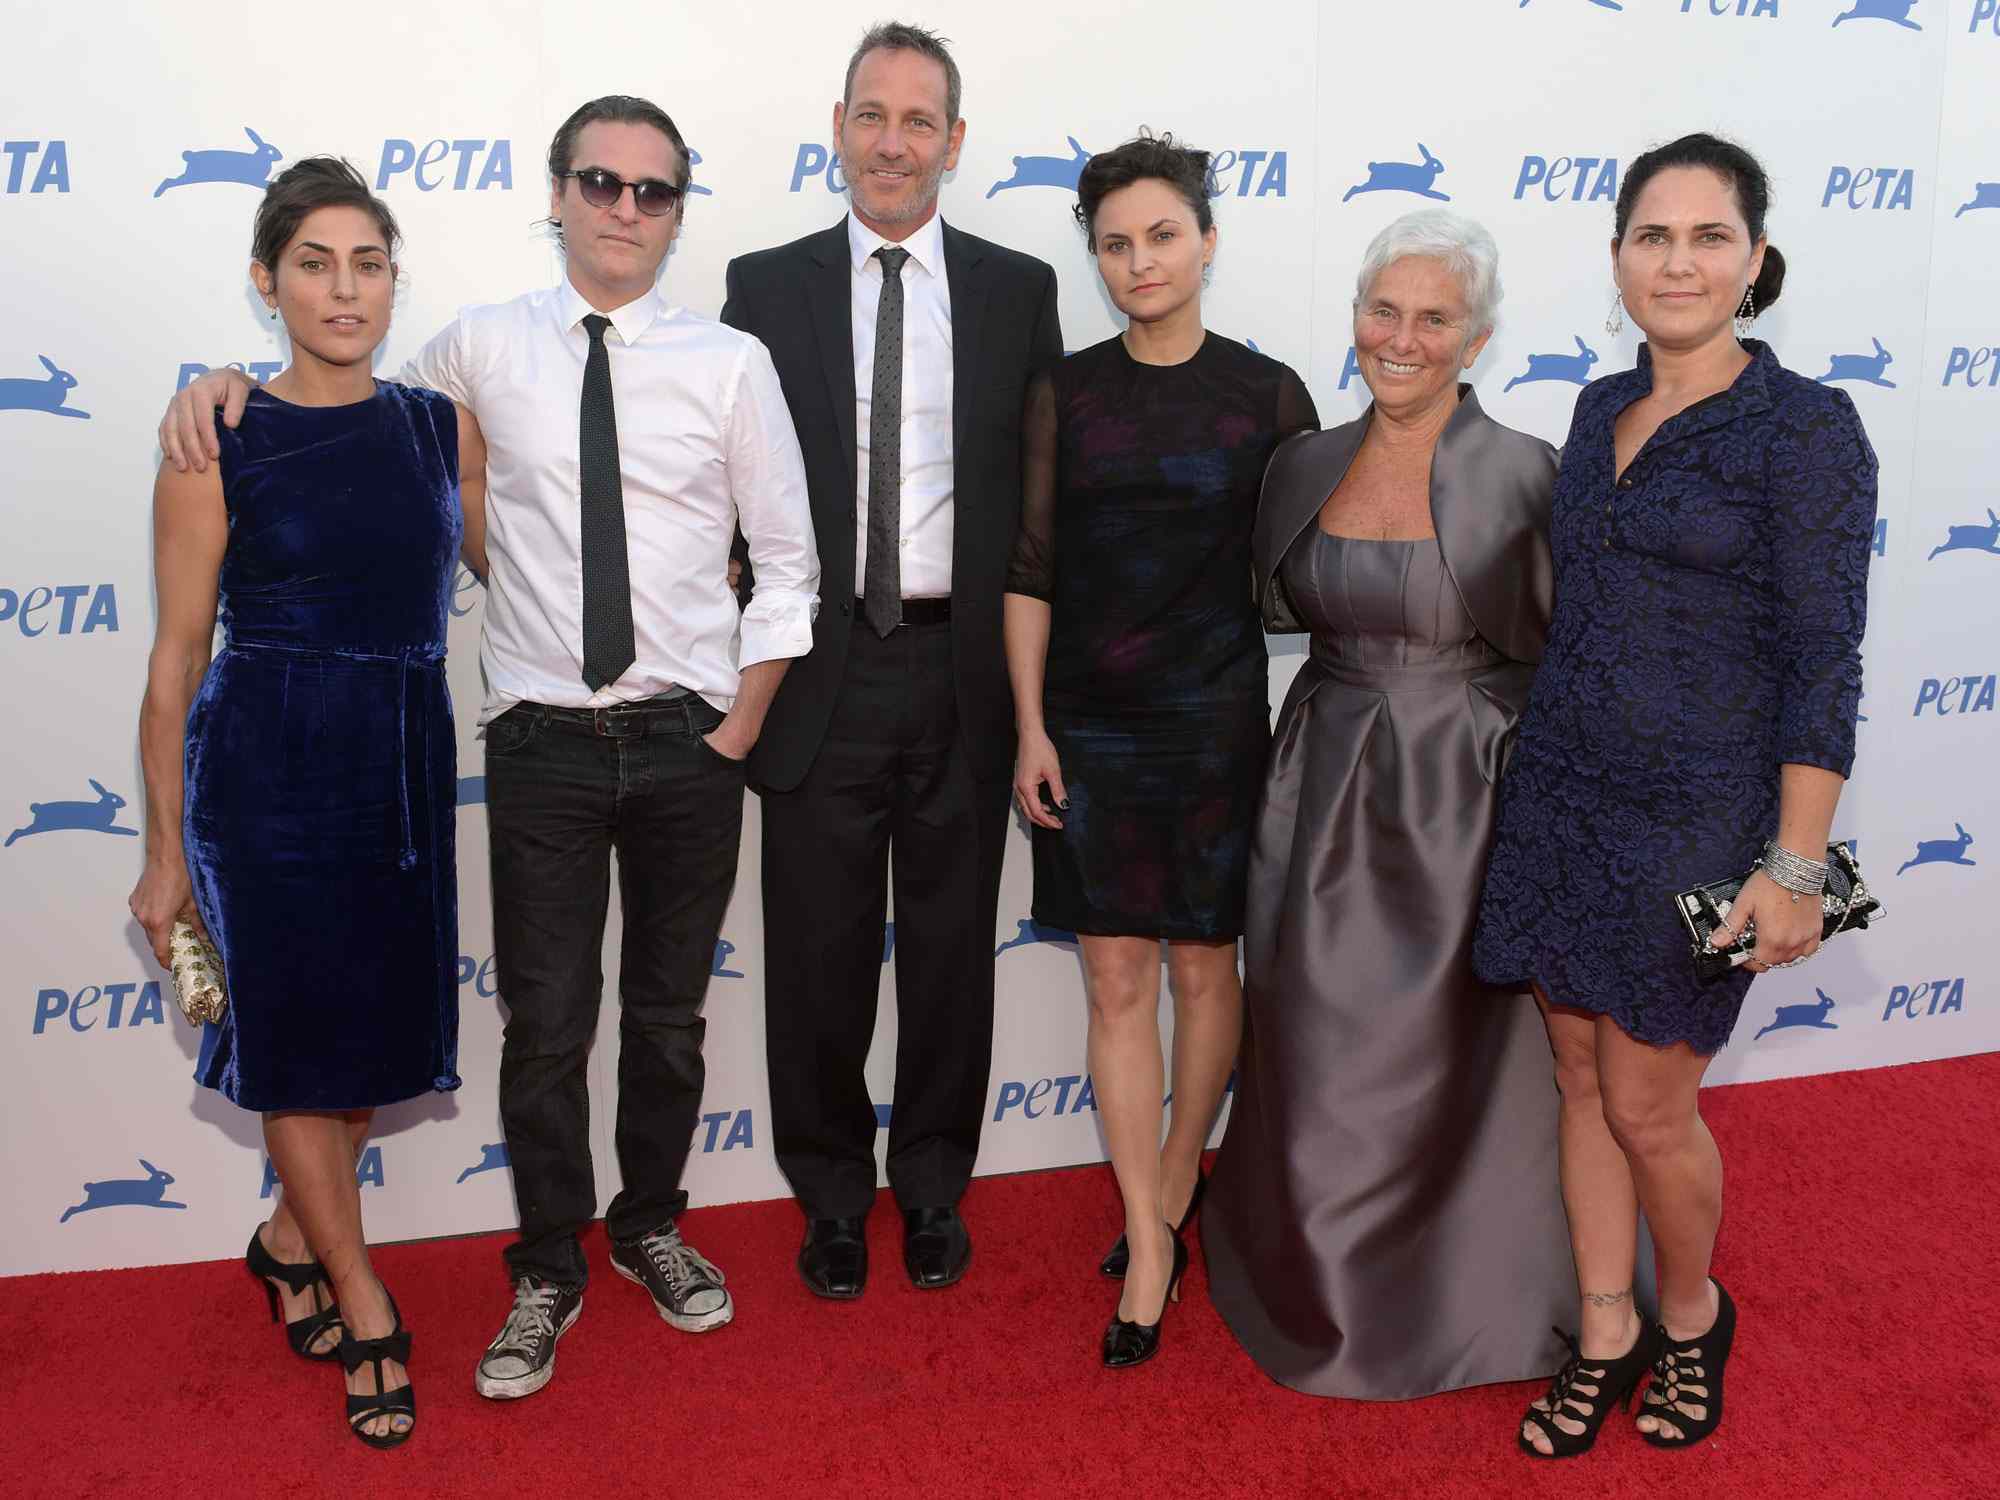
[1475,134,1877,1457]
[1004,134,1315,1369]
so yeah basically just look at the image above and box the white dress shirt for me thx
[849,212,955,599]
[402,277,819,723]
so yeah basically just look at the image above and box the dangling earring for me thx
[1202,262,1213,288]
[1733,285,1756,340]
[1604,288,1624,336]
[268,304,278,320]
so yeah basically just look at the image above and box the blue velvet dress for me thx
[1474,342,1876,1052]
[186,382,463,1109]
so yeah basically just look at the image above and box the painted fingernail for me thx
[1058,799,1070,809]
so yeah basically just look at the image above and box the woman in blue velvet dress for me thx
[130,158,486,1448]
[1473,135,1876,1458]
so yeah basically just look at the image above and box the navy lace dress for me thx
[1474,341,1877,1052]
[1006,334,1318,938]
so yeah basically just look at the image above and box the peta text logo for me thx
[34,980,167,1034]
[2,140,68,193]
[178,361,280,392]
[1833,0,1921,27]
[1815,339,1896,388]
[1205,149,1289,199]
[996,917,1078,956]
[2,354,90,418]
[1882,977,1964,1020]
[1821,166,1915,211]
[1503,337,1599,392]
[711,939,744,979]
[788,144,848,194]
[1753,987,1839,1040]
[1513,156,1618,204]
[697,1109,754,1152]
[1927,509,2000,559]
[685,149,712,197]
[1973,0,2000,33]
[988,137,1091,199]
[1913,674,1995,715]
[6,779,137,847]
[0,584,119,636]
[154,127,281,197]
[1520,0,1625,11]
[1941,348,2000,388]
[265,1149,382,1198]
[993,1073,1098,1122]
[456,952,498,998]
[1342,143,1449,203]
[456,775,486,806]
[375,138,513,192]
[1955,182,1999,217]
[458,1143,509,1183]
[1679,1,1777,17]
[60,1160,185,1222]
[450,561,485,619]
[1896,822,1974,874]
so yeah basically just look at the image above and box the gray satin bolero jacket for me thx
[1252,386,1556,667]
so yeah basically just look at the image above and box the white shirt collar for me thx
[847,211,947,282]
[557,275,667,345]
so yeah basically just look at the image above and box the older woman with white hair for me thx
[1202,208,1575,1398]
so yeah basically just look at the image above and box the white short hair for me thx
[1352,208,1502,335]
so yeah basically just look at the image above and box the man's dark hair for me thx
[251,156,401,280]
[544,94,692,245]
[1073,132,1214,249]
[1614,131,1786,311]
[843,22,962,124]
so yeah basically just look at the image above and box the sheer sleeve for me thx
[1006,368,1060,600]
[1275,363,1321,440]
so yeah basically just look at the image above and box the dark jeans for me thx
[761,620,1011,1219]
[486,694,745,1289]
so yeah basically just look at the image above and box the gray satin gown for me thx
[1202,526,1575,1400]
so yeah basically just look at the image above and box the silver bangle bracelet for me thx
[1761,839,1828,896]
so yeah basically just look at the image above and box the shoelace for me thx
[494,1279,559,1353]
[1536,1328,1603,1422]
[640,1229,725,1290]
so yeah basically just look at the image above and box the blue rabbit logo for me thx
[987,137,1091,199]
[1897,823,1975,875]
[1927,509,2000,561]
[1956,182,2000,219]
[1833,0,1921,28]
[153,127,283,197]
[995,917,1079,956]
[1815,338,1896,388]
[6,778,137,847]
[0,354,89,419]
[455,1143,510,1184]
[59,1159,187,1222]
[1753,988,1840,1041]
[1342,143,1450,204]
[1503,337,1600,392]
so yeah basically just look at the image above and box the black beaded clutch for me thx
[1674,843,1884,980]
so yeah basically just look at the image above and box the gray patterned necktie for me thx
[864,245,910,638]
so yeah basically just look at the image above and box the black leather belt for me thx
[519,687,698,738]
[859,597,952,627]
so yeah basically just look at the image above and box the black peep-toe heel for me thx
[244,1226,342,1361]
[1517,1321,1662,1459]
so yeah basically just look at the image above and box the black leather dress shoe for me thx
[798,1217,867,1300]
[902,1206,971,1289]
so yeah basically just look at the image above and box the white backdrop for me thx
[6,0,1995,1277]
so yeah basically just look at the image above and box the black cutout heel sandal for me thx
[338,1291,415,1450]
[1100,1172,1206,1279]
[1517,1321,1663,1459]
[1102,1223,1189,1369]
[1640,1279,1736,1449]
[244,1227,342,1362]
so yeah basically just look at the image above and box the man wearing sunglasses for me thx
[721,22,1062,1300]
[155,96,820,1400]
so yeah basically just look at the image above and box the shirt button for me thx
[1617,477,1634,491]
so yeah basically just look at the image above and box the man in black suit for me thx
[721,21,1061,1297]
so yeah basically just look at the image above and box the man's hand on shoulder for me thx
[160,367,256,474]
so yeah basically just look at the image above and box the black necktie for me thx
[864,245,910,638]
[579,313,634,690]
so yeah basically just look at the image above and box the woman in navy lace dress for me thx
[1004,135,1316,1369]
[1475,135,1876,1457]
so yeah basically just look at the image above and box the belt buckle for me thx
[591,706,645,738]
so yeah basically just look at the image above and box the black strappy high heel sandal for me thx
[1639,1279,1737,1449]
[338,1291,415,1450]
[1101,1222,1189,1369]
[244,1227,342,1361]
[1100,1171,1206,1279]
[1517,1321,1662,1459]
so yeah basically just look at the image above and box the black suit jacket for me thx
[722,218,1063,793]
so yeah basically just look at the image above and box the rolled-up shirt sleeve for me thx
[1770,386,1877,776]
[396,315,474,406]
[726,338,820,668]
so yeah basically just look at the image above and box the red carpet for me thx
[5,1053,1995,1499]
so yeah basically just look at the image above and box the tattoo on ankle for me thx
[1584,1287,1633,1309]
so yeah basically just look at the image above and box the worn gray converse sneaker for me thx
[610,1223,734,1333]
[475,1277,582,1400]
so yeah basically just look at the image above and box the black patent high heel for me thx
[245,1226,342,1361]
[338,1289,415,1450]
[1517,1321,1662,1459]
[1639,1279,1737,1449]
[1101,1223,1188,1369]
[1100,1171,1206,1279]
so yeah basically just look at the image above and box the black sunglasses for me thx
[557,167,683,216]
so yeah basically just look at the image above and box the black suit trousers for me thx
[760,619,1009,1218]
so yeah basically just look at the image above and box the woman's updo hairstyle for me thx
[1073,130,1214,251]
[251,156,402,283]
[1613,132,1785,311]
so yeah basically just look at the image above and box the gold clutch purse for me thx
[169,919,228,1025]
